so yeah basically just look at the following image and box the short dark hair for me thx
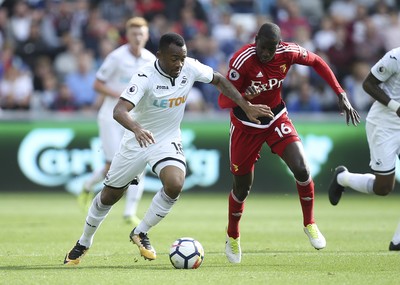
[257,22,281,42]
[159,33,185,52]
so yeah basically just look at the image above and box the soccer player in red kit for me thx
[219,22,361,263]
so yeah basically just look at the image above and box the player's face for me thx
[255,36,279,63]
[126,26,149,50]
[158,44,187,78]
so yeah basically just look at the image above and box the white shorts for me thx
[98,116,125,162]
[366,122,400,175]
[104,138,186,188]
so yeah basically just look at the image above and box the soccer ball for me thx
[169,237,204,269]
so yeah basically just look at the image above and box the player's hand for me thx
[337,92,361,126]
[244,85,261,100]
[134,129,155,147]
[243,103,274,124]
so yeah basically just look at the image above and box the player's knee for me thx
[233,182,252,201]
[373,186,393,196]
[293,166,310,182]
[374,183,394,196]
[163,177,184,198]
[100,186,126,205]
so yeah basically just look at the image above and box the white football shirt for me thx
[96,44,155,120]
[367,47,400,129]
[120,57,214,145]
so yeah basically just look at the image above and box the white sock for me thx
[78,193,112,248]
[392,221,400,244]
[84,168,106,192]
[134,188,178,234]
[337,171,375,194]
[123,179,145,217]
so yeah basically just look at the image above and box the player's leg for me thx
[280,140,326,250]
[130,141,186,261]
[225,172,253,264]
[329,122,398,205]
[267,114,325,250]
[334,170,394,195]
[225,125,263,263]
[79,186,126,246]
[123,173,145,225]
[65,147,145,265]
[389,220,400,251]
[136,165,184,231]
[281,141,314,225]
[65,185,127,265]
[228,172,253,238]
[131,164,185,260]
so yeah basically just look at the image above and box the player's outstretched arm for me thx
[305,51,361,125]
[337,92,361,126]
[211,72,274,124]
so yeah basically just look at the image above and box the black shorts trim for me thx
[370,167,395,175]
[103,182,130,190]
[152,157,186,173]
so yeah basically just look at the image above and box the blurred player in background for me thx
[218,22,360,263]
[329,47,400,251]
[78,17,156,225]
[64,32,273,265]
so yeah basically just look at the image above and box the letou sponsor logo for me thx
[153,95,188,108]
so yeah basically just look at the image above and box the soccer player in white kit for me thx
[328,47,400,251]
[78,17,155,225]
[64,32,273,265]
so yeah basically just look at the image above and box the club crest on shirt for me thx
[229,69,240,81]
[180,76,188,86]
[128,84,138,95]
[299,47,308,58]
[280,64,287,73]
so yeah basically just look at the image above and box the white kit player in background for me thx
[78,17,156,226]
[328,47,400,251]
[64,32,272,265]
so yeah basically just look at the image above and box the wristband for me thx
[388,100,400,112]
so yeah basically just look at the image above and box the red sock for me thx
[296,178,315,226]
[227,191,244,238]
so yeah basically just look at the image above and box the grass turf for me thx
[0,191,399,285]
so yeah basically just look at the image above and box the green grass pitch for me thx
[0,191,399,285]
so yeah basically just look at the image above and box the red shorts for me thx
[229,112,300,175]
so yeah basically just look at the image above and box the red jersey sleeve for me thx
[218,47,250,109]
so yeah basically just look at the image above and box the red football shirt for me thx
[218,41,344,130]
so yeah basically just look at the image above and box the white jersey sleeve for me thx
[185,57,214,84]
[371,49,400,82]
[366,47,400,128]
[120,71,150,106]
[370,47,400,102]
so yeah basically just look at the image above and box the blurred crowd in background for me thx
[0,0,399,114]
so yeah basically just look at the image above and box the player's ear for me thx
[156,50,161,59]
